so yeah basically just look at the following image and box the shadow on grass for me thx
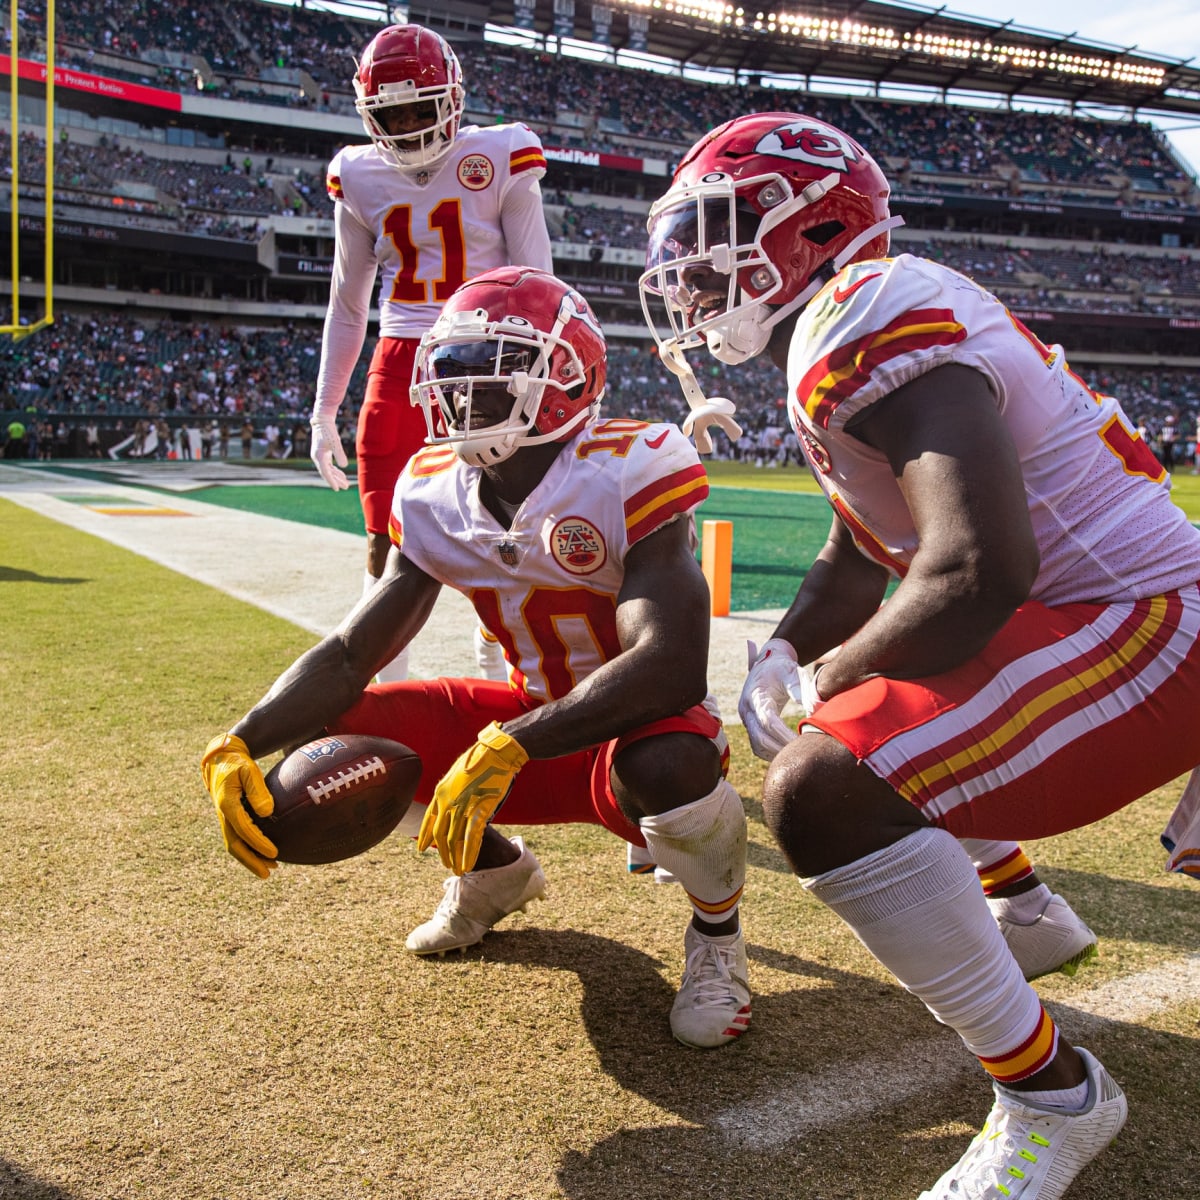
[471,866,1199,1200]
[0,1161,78,1200]
[0,567,89,584]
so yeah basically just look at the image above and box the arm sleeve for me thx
[500,172,554,273]
[312,200,379,423]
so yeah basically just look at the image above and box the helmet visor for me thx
[425,339,537,434]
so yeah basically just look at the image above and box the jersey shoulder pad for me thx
[325,143,372,202]
[585,420,708,546]
[471,121,547,179]
[793,255,971,433]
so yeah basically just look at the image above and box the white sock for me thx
[363,569,409,683]
[640,779,745,929]
[805,828,1056,1079]
[626,841,657,873]
[1000,1078,1089,1111]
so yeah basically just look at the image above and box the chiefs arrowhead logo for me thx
[550,516,607,576]
[755,120,862,173]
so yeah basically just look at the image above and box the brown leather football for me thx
[253,734,421,865]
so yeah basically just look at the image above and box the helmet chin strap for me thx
[660,344,742,455]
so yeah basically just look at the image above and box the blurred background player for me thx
[310,23,553,682]
[639,111,1200,1197]
[204,268,750,1050]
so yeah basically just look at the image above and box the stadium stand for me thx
[2,0,1198,458]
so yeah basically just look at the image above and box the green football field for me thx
[39,455,1200,614]
[189,478,832,610]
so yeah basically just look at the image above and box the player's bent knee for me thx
[611,733,722,820]
[763,733,927,877]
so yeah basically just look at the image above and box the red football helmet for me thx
[410,268,607,467]
[640,112,900,364]
[353,24,465,173]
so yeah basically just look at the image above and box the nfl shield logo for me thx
[498,540,519,566]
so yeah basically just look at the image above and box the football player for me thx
[310,23,553,683]
[204,268,751,1050]
[640,112,1200,1197]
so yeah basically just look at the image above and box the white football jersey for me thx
[325,123,552,339]
[389,419,709,704]
[786,254,1200,605]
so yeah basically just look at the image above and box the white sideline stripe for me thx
[0,463,783,720]
[714,951,1200,1147]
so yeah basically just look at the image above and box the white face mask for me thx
[410,318,598,467]
[640,169,902,369]
[355,83,463,173]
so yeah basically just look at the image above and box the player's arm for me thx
[232,548,441,759]
[738,513,888,758]
[203,549,440,877]
[499,172,553,273]
[768,511,891,665]
[311,202,378,487]
[502,515,710,757]
[813,362,1038,701]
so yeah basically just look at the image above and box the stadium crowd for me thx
[11,0,1198,212]
[4,1,1196,464]
[3,310,1198,467]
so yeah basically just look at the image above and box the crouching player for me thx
[202,267,750,1049]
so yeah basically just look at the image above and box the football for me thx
[252,734,422,865]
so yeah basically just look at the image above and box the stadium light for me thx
[612,2,1167,89]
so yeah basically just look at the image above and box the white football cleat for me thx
[405,836,546,956]
[996,894,1098,982]
[669,924,751,1049]
[918,1047,1126,1199]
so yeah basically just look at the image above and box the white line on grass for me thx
[715,951,1200,1147]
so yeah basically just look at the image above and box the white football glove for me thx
[739,638,803,762]
[310,417,349,490]
[787,662,825,717]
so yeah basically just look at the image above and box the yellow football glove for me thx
[417,722,528,874]
[201,732,279,879]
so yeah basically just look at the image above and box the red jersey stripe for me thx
[624,464,709,544]
[979,1006,1057,1083]
[830,494,909,577]
[509,149,547,175]
[894,594,1179,804]
[799,309,967,429]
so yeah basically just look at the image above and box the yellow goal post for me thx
[3,0,54,341]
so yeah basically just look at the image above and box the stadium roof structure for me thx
[404,0,1200,116]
